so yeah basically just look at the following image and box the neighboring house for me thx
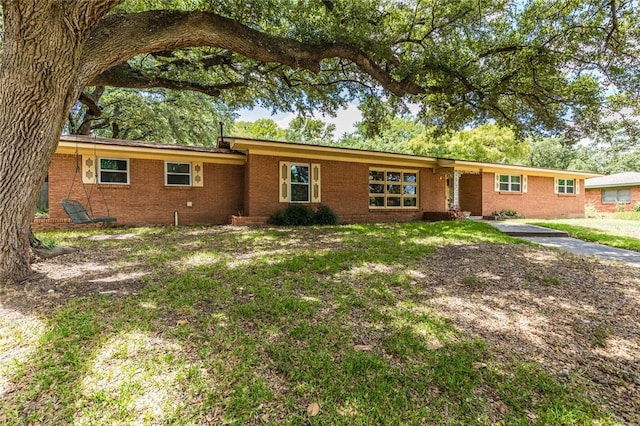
[33,135,599,231]
[585,172,640,212]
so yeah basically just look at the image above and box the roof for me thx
[225,136,602,178]
[60,134,241,155]
[585,172,640,188]
[57,134,246,165]
[57,134,602,178]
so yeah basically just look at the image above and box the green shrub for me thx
[269,204,315,226]
[491,209,521,219]
[313,204,339,225]
[269,204,339,226]
[633,202,640,212]
[268,209,290,226]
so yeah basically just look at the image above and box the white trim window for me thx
[602,188,631,203]
[369,169,418,209]
[165,162,192,186]
[496,174,523,192]
[279,162,321,203]
[556,178,575,194]
[98,158,129,184]
[290,163,310,202]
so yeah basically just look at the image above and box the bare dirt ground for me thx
[2,227,639,423]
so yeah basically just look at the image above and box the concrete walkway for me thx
[485,221,640,267]
[486,221,569,237]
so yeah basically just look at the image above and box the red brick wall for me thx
[480,172,585,218]
[459,173,483,215]
[585,187,640,212]
[244,154,447,223]
[424,170,448,213]
[43,154,244,228]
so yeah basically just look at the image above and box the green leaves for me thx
[68,0,640,141]
[72,88,236,146]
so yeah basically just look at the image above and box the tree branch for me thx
[79,10,424,97]
[90,62,244,96]
[78,87,104,116]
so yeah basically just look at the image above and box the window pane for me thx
[387,172,401,182]
[602,190,617,202]
[558,187,566,194]
[510,175,521,184]
[167,174,190,185]
[100,171,128,183]
[387,197,401,206]
[403,197,417,207]
[369,171,384,181]
[511,183,521,192]
[403,185,417,195]
[100,159,127,171]
[291,183,309,202]
[369,184,384,194]
[369,196,385,207]
[403,173,417,183]
[167,163,190,174]
[290,165,309,183]
[558,179,565,186]
[387,184,401,194]
[499,175,509,183]
[500,183,510,191]
[566,186,574,194]
[618,189,631,202]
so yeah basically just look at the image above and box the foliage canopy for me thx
[45,0,640,141]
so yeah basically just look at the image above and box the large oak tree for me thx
[0,0,637,282]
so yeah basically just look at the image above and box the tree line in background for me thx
[68,89,640,174]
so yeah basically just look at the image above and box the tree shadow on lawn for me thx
[0,223,638,424]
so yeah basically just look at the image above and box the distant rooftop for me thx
[585,172,640,188]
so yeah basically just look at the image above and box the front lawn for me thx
[526,218,640,252]
[1,221,638,424]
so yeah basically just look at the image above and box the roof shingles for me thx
[585,172,640,188]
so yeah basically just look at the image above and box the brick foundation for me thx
[31,217,105,231]
[230,215,270,226]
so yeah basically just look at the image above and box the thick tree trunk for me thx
[0,4,87,283]
[0,1,410,284]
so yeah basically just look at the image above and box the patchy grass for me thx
[1,221,636,424]
[527,220,640,252]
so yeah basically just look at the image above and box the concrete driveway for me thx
[485,221,640,267]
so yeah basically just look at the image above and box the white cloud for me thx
[321,104,362,136]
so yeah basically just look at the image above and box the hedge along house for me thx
[585,172,640,213]
[33,134,599,231]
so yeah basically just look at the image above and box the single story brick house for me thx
[585,172,640,212]
[33,134,599,230]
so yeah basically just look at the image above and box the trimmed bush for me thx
[268,209,290,226]
[313,204,339,225]
[269,204,314,226]
[634,203,640,212]
[269,204,339,226]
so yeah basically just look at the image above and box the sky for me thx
[237,103,363,137]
